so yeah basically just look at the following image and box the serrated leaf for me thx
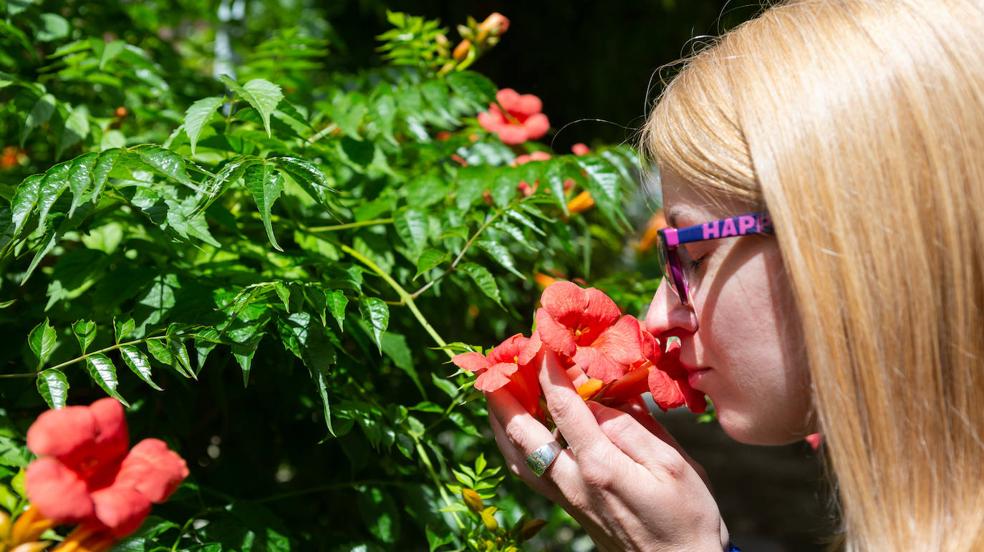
[414,248,449,280]
[120,345,162,391]
[71,319,96,353]
[167,326,195,379]
[28,318,57,368]
[36,369,69,409]
[576,155,625,227]
[477,240,526,279]
[244,163,284,251]
[458,262,503,307]
[145,338,173,366]
[67,153,96,217]
[219,75,283,136]
[10,175,41,237]
[91,148,120,199]
[272,156,332,204]
[36,162,70,233]
[360,297,389,354]
[446,71,497,109]
[184,96,224,155]
[85,353,128,406]
[325,290,348,332]
[114,318,135,344]
[137,146,194,187]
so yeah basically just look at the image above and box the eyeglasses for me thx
[657,211,774,306]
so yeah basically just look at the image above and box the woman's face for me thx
[644,168,814,445]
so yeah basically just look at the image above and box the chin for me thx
[715,406,810,446]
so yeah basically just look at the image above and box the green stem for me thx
[306,218,393,233]
[410,208,504,300]
[340,244,450,356]
[307,123,338,144]
[47,336,167,372]
[416,438,464,530]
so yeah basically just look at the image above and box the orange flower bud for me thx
[453,39,472,61]
[533,273,557,289]
[461,488,484,513]
[566,190,595,214]
[114,106,128,118]
[637,209,667,252]
[479,12,510,36]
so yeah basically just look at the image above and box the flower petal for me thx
[25,457,94,523]
[90,485,151,537]
[521,113,550,140]
[648,369,686,412]
[114,438,189,503]
[578,287,622,343]
[534,308,577,358]
[540,281,588,328]
[26,406,96,460]
[573,345,625,383]
[477,110,506,133]
[452,352,491,373]
[89,398,129,464]
[474,362,519,392]
[495,89,521,111]
[590,315,646,366]
[518,329,542,366]
[511,94,543,117]
[497,125,528,145]
[488,333,528,365]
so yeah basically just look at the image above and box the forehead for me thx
[658,167,728,226]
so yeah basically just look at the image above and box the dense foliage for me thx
[0,1,666,549]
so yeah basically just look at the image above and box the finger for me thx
[587,401,694,480]
[485,388,579,483]
[538,349,613,456]
[488,411,567,503]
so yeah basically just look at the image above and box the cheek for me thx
[695,246,812,444]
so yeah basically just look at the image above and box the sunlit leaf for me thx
[360,297,389,354]
[184,96,224,155]
[219,75,283,136]
[36,368,69,409]
[85,353,128,406]
[120,345,162,391]
[28,318,57,368]
[71,319,96,353]
[244,163,284,251]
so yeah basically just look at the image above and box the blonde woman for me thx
[486,0,984,550]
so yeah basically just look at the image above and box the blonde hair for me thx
[643,1,984,550]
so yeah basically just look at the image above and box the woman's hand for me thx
[486,350,728,552]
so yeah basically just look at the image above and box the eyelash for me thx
[689,255,706,271]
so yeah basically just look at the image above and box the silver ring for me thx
[525,441,562,477]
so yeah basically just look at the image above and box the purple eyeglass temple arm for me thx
[665,212,773,247]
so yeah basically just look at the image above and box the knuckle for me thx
[659,453,689,481]
[548,394,578,421]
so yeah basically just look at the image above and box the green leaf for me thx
[58,105,90,159]
[71,320,96,353]
[414,248,449,280]
[36,13,69,42]
[37,368,69,409]
[114,318,135,344]
[136,146,194,187]
[381,332,425,398]
[167,325,195,379]
[120,345,162,391]
[91,148,120,199]
[219,76,283,136]
[359,297,389,354]
[67,153,96,217]
[446,71,497,109]
[458,262,503,307]
[576,155,625,227]
[357,486,401,544]
[326,290,348,332]
[28,318,58,368]
[85,353,128,406]
[244,163,285,251]
[272,156,333,204]
[477,239,526,279]
[10,175,41,237]
[146,338,173,366]
[184,96,224,155]
[21,93,55,145]
[394,208,428,258]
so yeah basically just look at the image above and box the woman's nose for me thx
[644,278,699,336]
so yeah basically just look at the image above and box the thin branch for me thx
[410,208,504,300]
